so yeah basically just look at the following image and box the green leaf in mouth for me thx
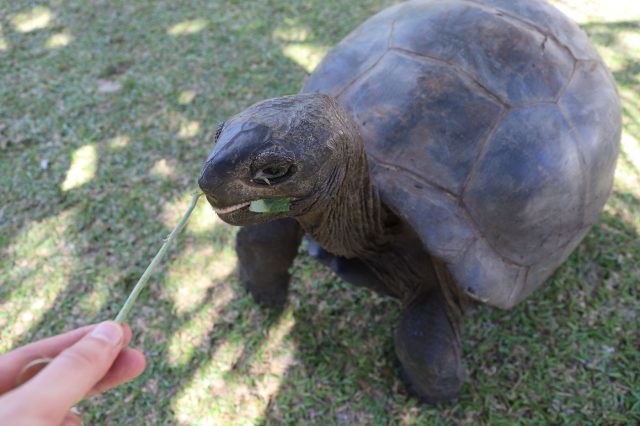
[249,197,291,213]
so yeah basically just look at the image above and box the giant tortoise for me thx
[198,0,621,402]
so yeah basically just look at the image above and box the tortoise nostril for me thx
[197,172,208,193]
[198,163,218,195]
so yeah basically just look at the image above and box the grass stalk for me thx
[115,192,203,323]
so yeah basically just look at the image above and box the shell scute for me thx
[390,1,575,104]
[463,105,584,266]
[342,51,503,194]
[559,61,621,226]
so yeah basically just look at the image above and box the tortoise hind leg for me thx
[236,218,303,307]
[394,289,465,403]
[307,237,392,297]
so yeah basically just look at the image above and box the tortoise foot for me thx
[239,270,289,308]
[394,291,465,404]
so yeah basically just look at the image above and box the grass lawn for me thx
[0,0,638,424]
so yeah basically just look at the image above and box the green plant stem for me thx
[115,192,204,323]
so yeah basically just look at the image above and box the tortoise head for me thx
[198,93,359,226]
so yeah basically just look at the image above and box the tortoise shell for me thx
[302,0,621,308]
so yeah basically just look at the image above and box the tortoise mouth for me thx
[210,201,254,226]
[213,202,251,215]
[209,196,299,226]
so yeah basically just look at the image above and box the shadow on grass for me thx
[252,190,639,425]
[8,187,638,424]
[1,0,398,340]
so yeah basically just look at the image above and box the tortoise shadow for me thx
[253,187,639,424]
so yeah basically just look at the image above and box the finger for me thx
[88,348,146,396]
[0,324,96,393]
[0,323,134,393]
[120,322,133,347]
[61,410,82,426]
[7,321,125,424]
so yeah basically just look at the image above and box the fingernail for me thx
[90,321,123,346]
[62,414,83,426]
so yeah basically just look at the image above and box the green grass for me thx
[0,0,638,424]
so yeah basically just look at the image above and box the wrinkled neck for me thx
[297,141,390,258]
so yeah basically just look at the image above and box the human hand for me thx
[0,321,146,425]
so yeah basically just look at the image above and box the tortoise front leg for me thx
[394,289,465,403]
[236,218,303,307]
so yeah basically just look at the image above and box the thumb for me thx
[9,321,125,424]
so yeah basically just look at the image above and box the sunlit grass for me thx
[45,32,73,49]
[172,338,246,425]
[0,24,9,52]
[621,133,640,171]
[178,120,201,139]
[178,90,197,105]
[167,18,208,36]
[161,193,204,231]
[172,309,297,425]
[150,158,175,178]
[274,23,330,73]
[282,43,329,73]
[11,6,53,33]
[186,200,221,234]
[61,144,98,191]
[0,209,77,351]
[272,24,311,42]
[164,245,236,314]
[552,0,640,24]
[166,282,234,366]
[107,134,130,149]
[619,31,640,54]
[75,282,110,318]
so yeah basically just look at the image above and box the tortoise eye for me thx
[263,165,289,177]
[252,163,294,185]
